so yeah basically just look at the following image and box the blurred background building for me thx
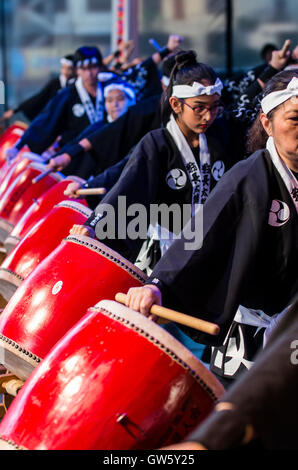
[0,0,298,116]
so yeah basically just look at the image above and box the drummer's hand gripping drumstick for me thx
[32,168,53,184]
[75,188,106,196]
[115,293,220,336]
[148,38,163,52]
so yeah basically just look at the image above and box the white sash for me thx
[135,115,212,274]
[166,114,211,215]
[75,77,104,125]
[134,223,179,276]
[266,136,298,213]
[234,304,291,346]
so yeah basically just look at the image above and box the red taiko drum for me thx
[4,176,88,253]
[0,122,28,171]
[0,201,93,301]
[0,162,63,242]
[0,300,225,450]
[0,151,44,200]
[0,235,147,380]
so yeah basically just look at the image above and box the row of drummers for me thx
[0,122,224,450]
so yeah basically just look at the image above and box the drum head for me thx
[65,234,147,284]
[54,200,92,218]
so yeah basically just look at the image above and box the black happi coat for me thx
[86,93,162,174]
[146,150,298,378]
[85,117,239,262]
[15,83,104,156]
[120,57,163,101]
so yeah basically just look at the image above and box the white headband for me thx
[172,77,223,98]
[261,76,298,114]
[104,83,136,103]
[60,58,74,67]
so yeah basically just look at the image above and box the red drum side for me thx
[0,122,28,171]
[4,176,88,253]
[0,163,63,242]
[0,151,42,199]
[0,236,147,380]
[0,201,92,301]
[0,301,224,450]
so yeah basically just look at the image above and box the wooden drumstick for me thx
[280,39,291,58]
[32,168,53,184]
[75,187,106,196]
[115,293,220,336]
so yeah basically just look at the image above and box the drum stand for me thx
[0,371,24,419]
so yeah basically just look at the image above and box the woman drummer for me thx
[122,70,298,388]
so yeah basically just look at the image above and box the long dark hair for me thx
[247,70,298,153]
[161,50,218,125]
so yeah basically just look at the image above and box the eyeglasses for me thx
[179,99,224,116]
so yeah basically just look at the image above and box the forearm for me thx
[56,138,91,162]
[152,47,171,65]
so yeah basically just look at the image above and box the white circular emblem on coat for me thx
[268,199,290,227]
[52,281,63,295]
[211,160,225,181]
[72,104,85,118]
[166,168,187,190]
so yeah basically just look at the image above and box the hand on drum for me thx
[64,181,82,198]
[69,224,95,238]
[48,153,71,172]
[125,284,162,320]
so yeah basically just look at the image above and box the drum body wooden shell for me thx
[0,236,147,380]
[0,300,224,450]
[0,201,92,301]
[0,162,63,242]
[4,176,87,253]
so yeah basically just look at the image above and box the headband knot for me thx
[172,77,223,98]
